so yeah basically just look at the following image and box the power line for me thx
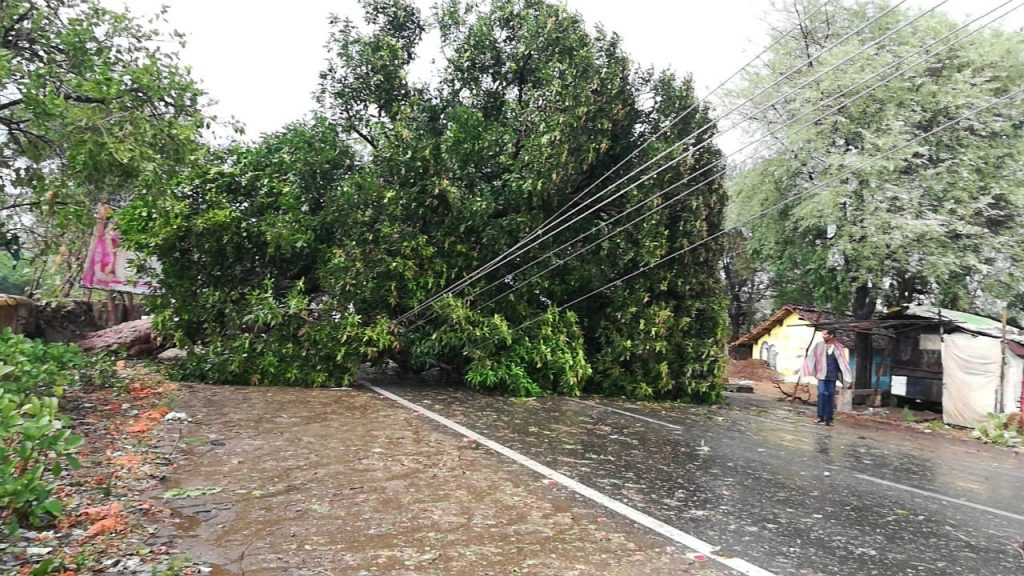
[430,0,990,321]
[543,2,839,224]
[395,0,901,323]
[463,0,1019,315]
[409,0,948,328]
[459,0,838,278]
[514,85,1024,331]
[394,0,842,324]
[450,0,930,293]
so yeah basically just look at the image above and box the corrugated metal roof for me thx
[889,305,1024,344]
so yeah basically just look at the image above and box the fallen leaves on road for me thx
[125,406,170,433]
[80,502,122,523]
[112,453,145,468]
[161,487,223,500]
[84,514,127,537]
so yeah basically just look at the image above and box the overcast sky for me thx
[104,0,1023,147]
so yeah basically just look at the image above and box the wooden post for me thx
[106,292,116,327]
[840,343,853,412]
[997,307,1008,414]
[938,309,946,420]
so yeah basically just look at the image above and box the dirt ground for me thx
[159,384,723,576]
[728,358,819,403]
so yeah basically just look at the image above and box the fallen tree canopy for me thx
[121,0,729,401]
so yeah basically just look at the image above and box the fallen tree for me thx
[77,319,157,356]
[121,0,729,400]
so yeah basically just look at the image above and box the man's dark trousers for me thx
[817,379,836,422]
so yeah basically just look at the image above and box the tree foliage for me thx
[125,0,729,400]
[0,0,209,293]
[729,0,1024,328]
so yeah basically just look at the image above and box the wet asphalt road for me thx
[371,380,1024,576]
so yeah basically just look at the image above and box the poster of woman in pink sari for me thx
[82,204,158,294]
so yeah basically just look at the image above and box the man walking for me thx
[802,329,853,426]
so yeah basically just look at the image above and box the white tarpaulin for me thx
[1004,349,1023,414]
[942,332,1020,428]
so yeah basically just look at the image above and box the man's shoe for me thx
[815,418,825,424]
[825,420,833,426]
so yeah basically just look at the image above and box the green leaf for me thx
[161,486,223,499]
[40,499,62,517]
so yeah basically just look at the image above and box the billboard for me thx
[81,204,160,294]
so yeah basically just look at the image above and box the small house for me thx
[730,305,855,383]
[731,305,892,392]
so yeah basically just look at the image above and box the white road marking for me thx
[569,398,684,429]
[854,474,1024,522]
[573,397,810,432]
[573,397,1024,523]
[364,383,778,576]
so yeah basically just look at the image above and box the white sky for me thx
[106,0,1023,148]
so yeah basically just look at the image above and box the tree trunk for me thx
[852,284,876,389]
[722,256,750,343]
[728,296,746,343]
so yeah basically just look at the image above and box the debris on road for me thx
[160,383,725,575]
[163,411,189,422]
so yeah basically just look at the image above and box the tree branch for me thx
[1,200,74,212]
[349,124,377,150]
[0,115,56,149]
[775,381,814,405]
[0,98,24,113]
[57,87,109,106]
[1,6,37,51]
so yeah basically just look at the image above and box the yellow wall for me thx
[754,312,819,382]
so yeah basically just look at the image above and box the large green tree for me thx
[126,0,728,400]
[0,0,209,292]
[729,0,1024,384]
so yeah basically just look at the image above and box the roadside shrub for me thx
[0,329,83,396]
[0,329,85,533]
[901,407,916,423]
[972,412,1024,447]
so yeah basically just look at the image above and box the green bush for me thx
[0,254,30,295]
[0,329,85,533]
[901,407,916,424]
[0,329,84,396]
[972,412,1024,447]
